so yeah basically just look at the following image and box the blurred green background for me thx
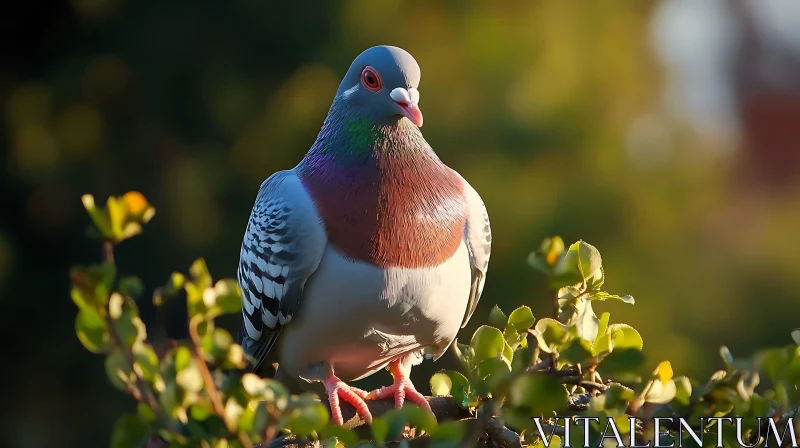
[3,0,800,446]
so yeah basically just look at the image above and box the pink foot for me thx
[366,360,432,412]
[323,375,372,426]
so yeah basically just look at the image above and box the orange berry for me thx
[123,191,148,215]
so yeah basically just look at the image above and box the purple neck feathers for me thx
[296,99,468,268]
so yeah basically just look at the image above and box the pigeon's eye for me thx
[361,66,382,91]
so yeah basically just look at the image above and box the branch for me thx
[335,396,522,448]
[100,242,170,427]
[335,395,473,429]
[483,417,523,448]
[188,315,254,448]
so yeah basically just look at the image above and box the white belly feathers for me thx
[276,241,472,382]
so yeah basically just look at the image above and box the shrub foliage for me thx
[71,193,800,447]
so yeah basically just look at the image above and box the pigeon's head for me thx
[336,45,423,127]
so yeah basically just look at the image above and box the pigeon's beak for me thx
[390,87,423,127]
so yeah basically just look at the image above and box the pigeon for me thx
[237,45,491,425]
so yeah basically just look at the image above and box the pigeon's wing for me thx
[456,174,492,328]
[238,170,327,373]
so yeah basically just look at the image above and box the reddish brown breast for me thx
[302,155,467,269]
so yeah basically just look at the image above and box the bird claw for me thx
[366,380,432,412]
[323,376,372,426]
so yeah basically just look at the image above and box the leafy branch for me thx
[71,195,800,447]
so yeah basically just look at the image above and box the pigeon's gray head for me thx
[336,45,423,127]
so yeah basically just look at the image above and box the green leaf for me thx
[596,312,610,341]
[371,417,389,444]
[586,266,605,291]
[82,194,112,237]
[754,347,792,384]
[76,307,109,353]
[507,306,535,332]
[593,332,613,356]
[109,295,146,349]
[542,236,565,264]
[109,292,124,319]
[263,379,290,409]
[488,305,507,329]
[618,295,634,304]
[203,327,234,363]
[527,236,565,273]
[503,341,514,364]
[534,318,567,353]
[189,258,213,290]
[643,378,676,404]
[118,222,143,241]
[242,401,270,436]
[470,325,506,364]
[608,324,644,351]
[115,312,147,349]
[176,363,204,393]
[509,375,568,415]
[320,424,358,446]
[223,398,244,433]
[189,403,214,422]
[110,414,149,448]
[574,240,603,283]
[119,276,144,300]
[286,396,329,437]
[599,348,646,376]
[107,196,127,239]
[441,370,473,408]
[451,340,471,371]
[594,324,643,355]
[226,344,247,369]
[136,403,156,423]
[395,404,437,433]
[106,349,134,392]
[477,357,512,379]
[603,383,636,409]
[236,403,257,433]
[174,346,192,372]
[549,247,582,289]
[214,279,242,314]
[673,376,693,407]
[571,299,599,342]
[132,342,159,381]
[185,281,206,317]
[71,263,116,309]
[159,382,185,421]
[745,393,772,420]
[737,372,760,401]
[504,325,524,348]
[556,285,583,311]
[430,420,469,444]
[511,345,535,373]
[590,291,635,305]
[720,346,734,369]
[560,338,593,365]
[381,409,412,441]
[430,372,452,396]
[241,373,266,396]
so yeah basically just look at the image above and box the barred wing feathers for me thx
[237,170,327,372]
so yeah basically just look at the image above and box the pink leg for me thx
[366,359,432,412]
[323,373,372,426]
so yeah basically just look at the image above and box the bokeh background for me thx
[2,0,800,446]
